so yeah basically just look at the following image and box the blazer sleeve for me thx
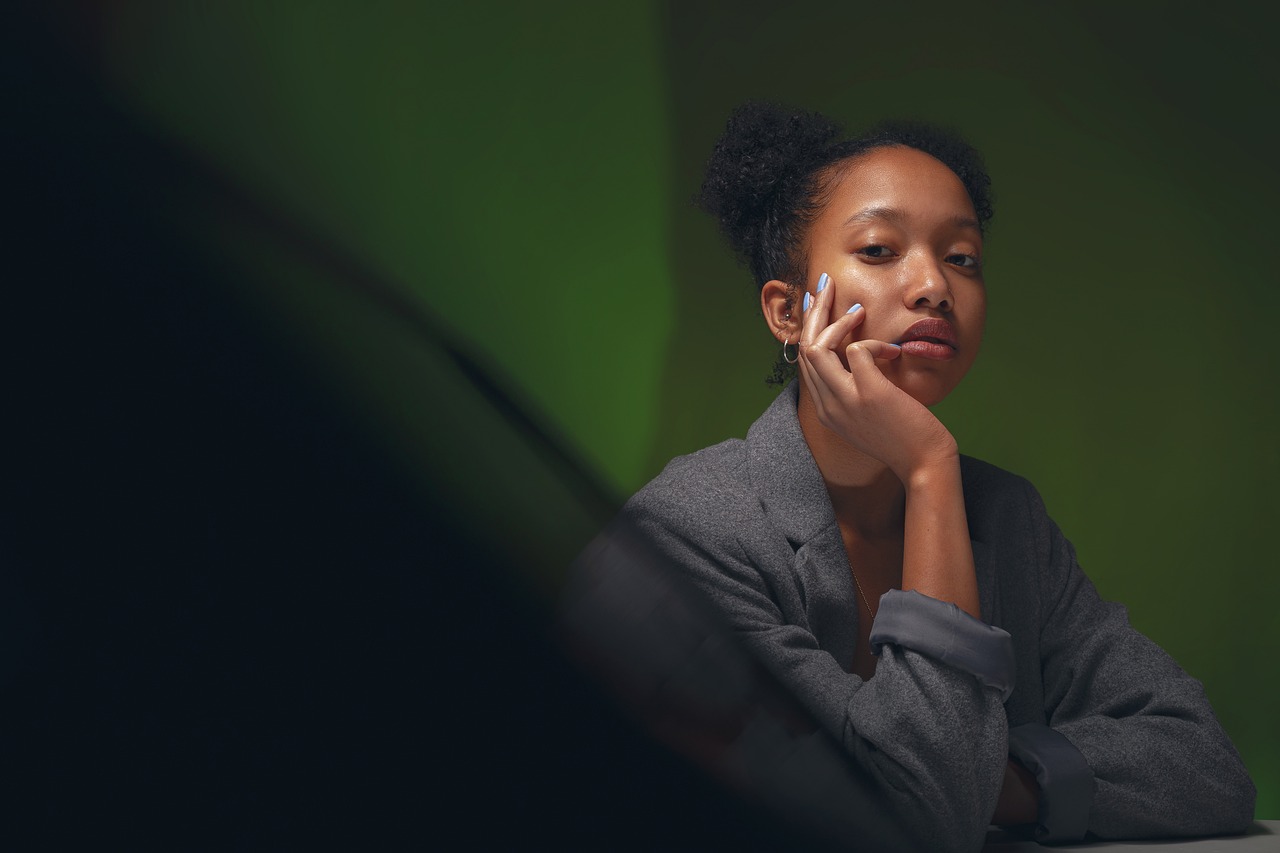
[1019,479,1256,841]
[617,483,1014,853]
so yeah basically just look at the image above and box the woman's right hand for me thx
[796,272,959,485]
[799,272,982,619]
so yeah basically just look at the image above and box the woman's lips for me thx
[899,340,955,360]
[896,318,958,361]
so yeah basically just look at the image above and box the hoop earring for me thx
[782,335,799,365]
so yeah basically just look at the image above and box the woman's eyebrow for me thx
[843,206,981,233]
[843,206,905,227]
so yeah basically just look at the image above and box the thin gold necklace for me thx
[851,569,876,619]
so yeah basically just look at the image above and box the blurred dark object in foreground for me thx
[562,525,925,851]
[1,5,826,848]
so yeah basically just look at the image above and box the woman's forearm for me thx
[900,456,980,619]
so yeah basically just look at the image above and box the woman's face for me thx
[803,145,986,407]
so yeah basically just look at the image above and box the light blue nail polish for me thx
[846,303,862,314]
[817,273,829,293]
[803,292,812,312]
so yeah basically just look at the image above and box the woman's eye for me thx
[857,245,895,259]
[947,254,979,268]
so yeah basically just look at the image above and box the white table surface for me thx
[983,821,1279,851]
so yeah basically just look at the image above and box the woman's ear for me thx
[761,279,801,343]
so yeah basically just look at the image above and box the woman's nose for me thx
[903,257,953,312]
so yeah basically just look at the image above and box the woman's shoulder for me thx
[629,437,751,507]
[959,454,1051,540]
[622,437,760,538]
[620,386,805,546]
[958,454,1032,495]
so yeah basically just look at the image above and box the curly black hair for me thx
[695,101,994,384]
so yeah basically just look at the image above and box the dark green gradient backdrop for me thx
[98,1,1278,818]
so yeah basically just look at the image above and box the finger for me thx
[796,346,829,413]
[797,325,840,398]
[798,272,832,348]
[846,339,902,366]
[797,336,827,390]
[806,331,860,390]
[798,351,842,430]
[796,354,817,401]
[812,302,866,351]
[798,289,815,347]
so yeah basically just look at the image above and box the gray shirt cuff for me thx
[1007,723,1095,843]
[868,589,1016,701]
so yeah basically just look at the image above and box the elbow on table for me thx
[1173,747,1257,838]
[1091,754,1257,840]
[1210,766,1258,836]
[866,757,1002,853]
[886,788,995,853]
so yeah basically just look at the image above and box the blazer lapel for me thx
[742,383,998,667]
[745,383,860,670]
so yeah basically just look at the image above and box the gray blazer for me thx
[620,382,1254,848]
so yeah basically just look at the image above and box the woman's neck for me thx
[796,383,906,539]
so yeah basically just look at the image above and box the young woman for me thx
[614,103,1255,849]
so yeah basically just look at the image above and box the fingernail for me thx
[817,273,829,293]
[803,292,812,312]
[846,303,862,314]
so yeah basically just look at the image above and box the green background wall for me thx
[94,0,1277,819]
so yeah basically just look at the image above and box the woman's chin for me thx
[881,366,959,408]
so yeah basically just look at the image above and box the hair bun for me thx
[697,101,842,267]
